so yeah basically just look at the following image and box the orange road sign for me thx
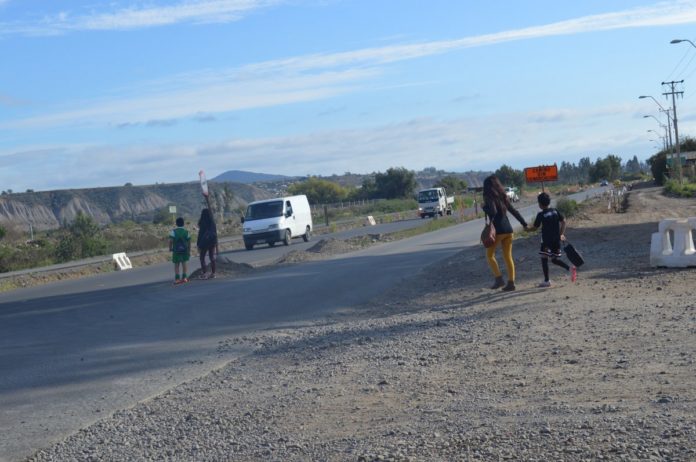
[524,164,558,183]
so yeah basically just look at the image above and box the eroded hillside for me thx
[0,182,271,231]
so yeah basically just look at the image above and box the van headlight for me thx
[243,227,251,233]
[268,224,279,230]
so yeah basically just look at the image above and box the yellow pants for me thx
[486,233,515,282]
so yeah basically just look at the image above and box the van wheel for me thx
[245,242,254,250]
[303,226,311,242]
[283,229,291,246]
[268,241,275,247]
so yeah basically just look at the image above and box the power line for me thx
[666,47,692,80]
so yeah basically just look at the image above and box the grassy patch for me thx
[390,216,461,240]
[664,179,696,198]
[556,198,579,218]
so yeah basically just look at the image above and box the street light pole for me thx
[648,129,667,151]
[639,95,677,179]
[661,80,684,182]
[660,108,674,152]
[670,38,696,48]
[643,116,671,151]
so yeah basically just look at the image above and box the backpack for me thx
[173,231,188,254]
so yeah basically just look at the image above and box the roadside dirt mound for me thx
[274,238,359,264]
[307,237,364,254]
[275,237,382,264]
[189,256,255,279]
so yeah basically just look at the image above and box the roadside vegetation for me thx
[664,178,696,197]
[0,154,653,276]
[555,198,580,218]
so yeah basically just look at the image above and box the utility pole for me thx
[662,80,684,182]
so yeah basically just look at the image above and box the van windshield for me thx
[245,201,283,220]
[418,190,438,203]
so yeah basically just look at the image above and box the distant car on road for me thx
[600,180,609,186]
[504,187,519,202]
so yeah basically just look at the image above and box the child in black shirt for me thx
[527,192,577,287]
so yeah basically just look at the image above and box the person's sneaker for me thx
[174,279,183,285]
[181,278,189,283]
[570,266,577,283]
[538,280,552,288]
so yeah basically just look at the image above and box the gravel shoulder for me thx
[28,186,696,461]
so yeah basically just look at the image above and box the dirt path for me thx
[29,186,696,461]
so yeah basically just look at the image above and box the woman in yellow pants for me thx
[482,175,528,291]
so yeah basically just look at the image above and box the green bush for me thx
[0,242,55,272]
[664,179,696,197]
[54,213,107,262]
[556,198,579,218]
[152,208,175,225]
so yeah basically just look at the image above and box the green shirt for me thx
[170,227,190,254]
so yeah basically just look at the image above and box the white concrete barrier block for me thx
[365,215,376,226]
[650,218,696,267]
[112,252,133,270]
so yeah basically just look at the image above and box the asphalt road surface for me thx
[0,187,606,461]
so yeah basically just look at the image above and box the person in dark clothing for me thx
[196,208,218,279]
[482,175,528,291]
[527,192,577,287]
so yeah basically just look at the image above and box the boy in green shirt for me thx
[169,217,191,284]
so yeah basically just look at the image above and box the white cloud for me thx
[79,0,279,30]
[241,0,696,74]
[1,0,279,35]
[1,101,649,191]
[3,68,379,130]
[5,0,696,131]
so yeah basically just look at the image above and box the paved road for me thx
[0,187,605,461]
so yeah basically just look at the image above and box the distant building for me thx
[666,151,696,168]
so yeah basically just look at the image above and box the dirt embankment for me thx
[29,186,696,461]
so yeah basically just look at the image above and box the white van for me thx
[241,195,313,250]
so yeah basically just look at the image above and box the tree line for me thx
[287,153,649,205]
[286,167,472,205]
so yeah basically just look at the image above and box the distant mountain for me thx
[0,181,271,231]
[211,170,295,184]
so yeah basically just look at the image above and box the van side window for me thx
[286,200,293,216]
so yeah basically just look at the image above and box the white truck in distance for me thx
[417,187,454,218]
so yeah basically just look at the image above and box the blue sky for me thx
[3,0,696,192]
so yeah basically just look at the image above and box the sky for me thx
[3,0,696,192]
